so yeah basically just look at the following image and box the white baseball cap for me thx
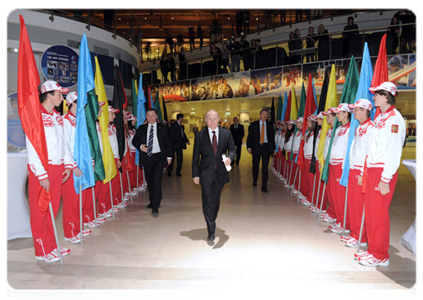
[108,106,120,113]
[295,117,304,123]
[307,114,317,121]
[348,99,373,111]
[369,81,398,96]
[316,112,324,119]
[66,91,77,106]
[322,107,336,116]
[332,103,351,113]
[40,80,69,94]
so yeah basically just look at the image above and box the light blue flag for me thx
[340,42,373,187]
[312,79,318,115]
[280,91,288,121]
[74,33,95,193]
[135,74,147,166]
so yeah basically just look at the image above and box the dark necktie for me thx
[147,125,154,157]
[212,131,217,155]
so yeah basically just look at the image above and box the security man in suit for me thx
[168,113,190,177]
[192,109,236,241]
[247,108,276,194]
[132,109,172,216]
[229,116,245,166]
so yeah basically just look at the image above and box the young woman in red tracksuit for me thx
[356,82,406,267]
[290,117,303,193]
[27,81,72,262]
[341,99,375,248]
[127,114,144,192]
[283,121,295,187]
[300,115,317,206]
[327,103,351,235]
[320,108,337,223]
[62,92,92,244]
[309,112,324,213]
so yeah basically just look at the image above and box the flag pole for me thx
[119,170,125,203]
[297,170,302,201]
[311,172,317,208]
[317,183,326,226]
[136,165,139,193]
[314,177,322,216]
[109,181,115,218]
[79,185,83,245]
[357,205,366,253]
[49,202,63,265]
[126,169,133,202]
[92,187,98,228]
[341,184,348,237]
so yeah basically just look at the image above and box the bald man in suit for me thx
[192,110,236,241]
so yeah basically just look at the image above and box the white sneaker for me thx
[84,221,98,228]
[330,226,343,234]
[359,256,389,267]
[82,229,92,237]
[96,216,106,223]
[101,210,113,218]
[328,222,341,230]
[35,252,60,263]
[64,236,83,244]
[345,238,367,248]
[292,189,299,195]
[51,247,71,257]
[116,201,128,209]
[122,195,130,201]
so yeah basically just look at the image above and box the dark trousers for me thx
[143,153,165,210]
[252,143,271,188]
[201,173,224,235]
[234,142,242,164]
[168,148,183,175]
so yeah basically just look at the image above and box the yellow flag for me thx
[290,84,298,121]
[94,57,117,183]
[134,79,138,95]
[317,64,339,175]
[63,100,68,114]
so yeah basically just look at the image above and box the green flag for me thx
[85,89,105,182]
[155,90,163,122]
[276,94,283,125]
[321,58,359,183]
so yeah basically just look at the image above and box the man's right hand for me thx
[39,178,50,192]
[247,148,252,154]
[193,177,200,185]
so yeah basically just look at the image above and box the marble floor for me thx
[6,142,417,299]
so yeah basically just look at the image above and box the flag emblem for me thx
[391,124,399,133]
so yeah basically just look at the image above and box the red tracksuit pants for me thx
[347,169,367,242]
[365,168,398,260]
[28,164,63,257]
[328,164,349,229]
[299,159,311,199]
[62,172,87,239]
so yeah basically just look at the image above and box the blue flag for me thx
[74,33,95,193]
[135,74,147,166]
[280,91,288,121]
[340,43,374,187]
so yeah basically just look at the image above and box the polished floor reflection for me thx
[7,141,417,298]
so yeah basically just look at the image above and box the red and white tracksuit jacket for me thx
[27,106,73,257]
[328,122,350,228]
[345,118,375,243]
[364,105,405,260]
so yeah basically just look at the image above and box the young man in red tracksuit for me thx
[62,91,92,243]
[356,82,406,267]
[343,99,374,248]
[27,81,72,262]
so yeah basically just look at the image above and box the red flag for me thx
[17,15,51,211]
[297,74,318,172]
[284,90,292,121]
[147,86,153,109]
[371,34,389,119]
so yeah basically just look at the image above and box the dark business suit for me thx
[132,122,171,211]
[247,120,275,189]
[168,121,189,176]
[229,123,245,165]
[192,127,236,237]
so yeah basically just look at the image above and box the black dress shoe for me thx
[168,173,172,177]
[207,233,215,241]
[253,181,257,186]
[152,209,159,216]
[146,203,152,209]
[236,162,239,166]
[261,188,269,194]
[176,173,182,177]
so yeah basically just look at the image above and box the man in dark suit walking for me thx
[247,108,275,194]
[192,110,236,241]
[229,116,244,166]
[168,113,190,177]
[132,109,172,216]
